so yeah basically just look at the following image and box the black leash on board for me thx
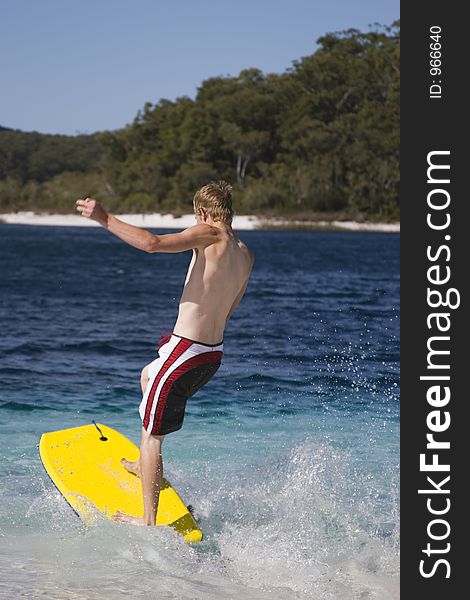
[92,420,108,441]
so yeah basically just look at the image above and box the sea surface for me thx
[0,225,399,599]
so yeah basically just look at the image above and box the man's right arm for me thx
[76,198,219,253]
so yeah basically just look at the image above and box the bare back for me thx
[173,227,253,344]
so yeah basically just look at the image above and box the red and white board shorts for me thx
[139,334,223,436]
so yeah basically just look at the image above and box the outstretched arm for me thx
[76,198,219,253]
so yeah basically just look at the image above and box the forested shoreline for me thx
[0,22,399,221]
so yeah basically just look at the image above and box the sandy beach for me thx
[0,211,400,232]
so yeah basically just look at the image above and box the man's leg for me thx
[120,364,150,476]
[113,428,164,525]
[114,365,164,526]
[140,428,164,526]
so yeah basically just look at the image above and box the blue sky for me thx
[1,0,399,136]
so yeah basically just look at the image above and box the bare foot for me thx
[112,511,145,525]
[121,457,141,478]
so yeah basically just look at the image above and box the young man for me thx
[76,181,254,526]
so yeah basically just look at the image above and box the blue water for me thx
[0,225,399,599]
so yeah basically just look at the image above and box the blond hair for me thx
[193,181,234,224]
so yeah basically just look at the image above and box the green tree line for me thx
[0,22,399,220]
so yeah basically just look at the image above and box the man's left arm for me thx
[76,198,218,253]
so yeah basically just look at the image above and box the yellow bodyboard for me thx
[39,423,203,543]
